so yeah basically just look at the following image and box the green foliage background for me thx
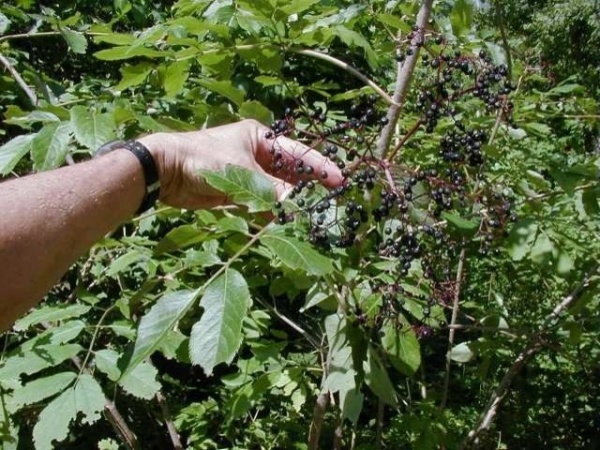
[0,0,599,449]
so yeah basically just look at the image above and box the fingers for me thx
[254,129,344,189]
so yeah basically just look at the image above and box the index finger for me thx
[256,132,344,189]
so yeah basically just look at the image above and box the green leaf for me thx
[106,250,148,277]
[442,212,479,235]
[8,372,76,411]
[0,134,35,175]
[155,225,209,255]
[33,374,105,450]
[163,60,190,98]
[70,106,116,151]
[60,27,87,54]
[190,268,252,376]
[14,304,91,331]
[0,12,10,34]
[261,227,334,276]
[94,350,122,381]
[280,0,319,15]
[507,219,538,261]
[115,62,154,91]
[200,165,275,213]
[0,344,82,390]
[449,342,475,363]
[94,46,169,61]
[31,122,73,171]
[196,78,245,106]
[363,346,397,406]
[122,290,198,378]
[239,101,274,125]
[530,231,555,263]
[450,0,474,37]
[95,349,160,399]
[381,324,421,376]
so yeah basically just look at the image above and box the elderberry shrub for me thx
[264,32,517,338]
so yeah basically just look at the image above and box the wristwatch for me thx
[95,140,160,214]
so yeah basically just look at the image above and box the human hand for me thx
[138,119,344,210]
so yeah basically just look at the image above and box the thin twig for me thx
[289,48,396,106]
[461,265,600,448]
[0,54,38,106]
[375,0,435,158]
[156,392,183,450]
[440,248,466,410]
[375,400,385,449]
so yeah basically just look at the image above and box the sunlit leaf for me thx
[190,268,252,375]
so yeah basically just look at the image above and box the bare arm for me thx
[0,120,342,331]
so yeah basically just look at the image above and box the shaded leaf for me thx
[382,324,421,376]
[261,227,334,276]
[0,134,35,175]
[449,342,475,363]
[200,165,275,213]
[122,290,198,378]
[196,78,245,106]
[8,372,76,411]
[60,27,87,54]
[115,62,154,91]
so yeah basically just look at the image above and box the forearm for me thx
[0,149,144,330]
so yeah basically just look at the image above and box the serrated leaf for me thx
[442,212,479,234]
[449,342,475,363]
[119,361,160,399]
[94,46,169,61]
[196,78,245,106]
[239,101,273,125]
[280,0,319,15]
[94,349,122,381]
[95,349,160,399]
[70,106,116,151]
[155,225,209,255]
[8,372,76,411]
[0,134,35,175]
[363,346,397,405]
[200,165,275,213]
[60,27,87,54]
[163,60,190,98]
[31,122,73,171]
[190,268,252,376]
[14,304,90,332]
[20,321,86,351]
[261,228,334,276]
[115,62,153,91]
[106,250,148,277]
[0,345,82,389]
[450,0,474,37]
[122,290,198,378]
[382,324,421,376]
[33,374,105,450]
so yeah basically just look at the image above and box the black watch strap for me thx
[96,139,160,214]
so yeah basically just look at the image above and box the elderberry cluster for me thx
[262,32,518,338]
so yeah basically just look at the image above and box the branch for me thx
[289,48,395,106]
[105,401,141,450]
[461,265,600,448]
[156,392,183,450]
[440,248,467,410]
[375,0,434,158]
[0,53,38,106]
